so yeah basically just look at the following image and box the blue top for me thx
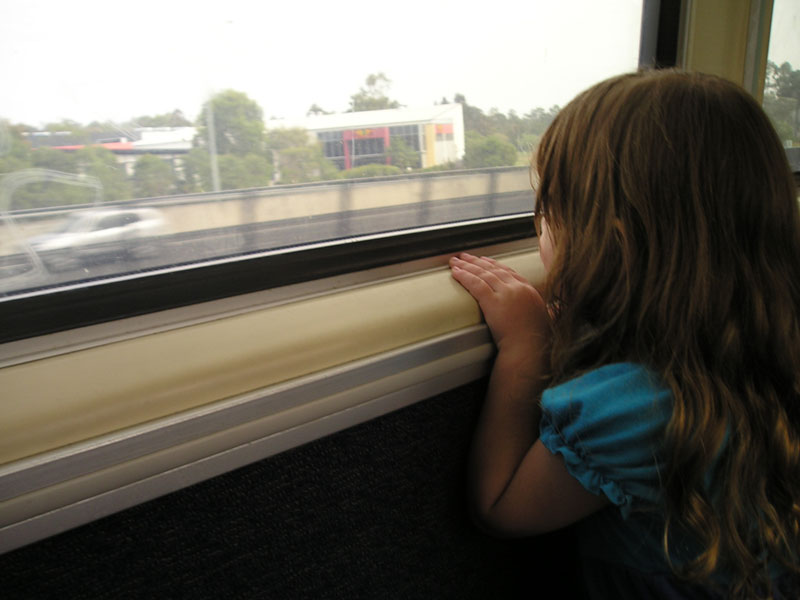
[539,364,675,572]
[538,363,796,599]
[540,362,671,520]
[538,363,721,598]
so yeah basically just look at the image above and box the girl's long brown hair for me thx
[535,70,800,597]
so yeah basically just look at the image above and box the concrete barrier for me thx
[1,167,532,256]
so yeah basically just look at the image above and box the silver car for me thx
[26,208,166,270]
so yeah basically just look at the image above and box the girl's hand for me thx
[449,253,550,357]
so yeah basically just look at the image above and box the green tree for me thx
[127,110,192,128]
[75,146,131,201]
[768,61,800,101]
[463,132,517,168]
[348,73,401,112]
[180,148,212,193]
[31,147,79,173]
[134,154,176,198]
[7,177,96,210]
[276,145,338,184]
[40,120,92,144]
[196,90,267,156]
[0,127,100,209]
[387,138,418,170]
[218,153,273,190]
[307,104,331,116]
[455,94,493,136]
[19,148,89,207]
[524,106,560,136]
[180,149,272,191]
[453,94,559,153]
[0,126,33,176]
[266,127,339,184]
[765,61,799,142]
[517,132,541,154]
[763,95,797,142]
[266,128,312,151]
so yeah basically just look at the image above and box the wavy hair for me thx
[534,70,800,598]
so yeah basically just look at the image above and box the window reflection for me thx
[0,1,643,297]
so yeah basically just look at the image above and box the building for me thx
[27,127,196,178]
[268,104,465,170]
[24,103,465,182]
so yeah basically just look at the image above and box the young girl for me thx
[449,70,800,599]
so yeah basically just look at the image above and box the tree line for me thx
[764,60,800,145]
[0,72,544,209]
[2,65,797,210]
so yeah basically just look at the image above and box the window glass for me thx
[763,0,800,153]
[0,0,643,298]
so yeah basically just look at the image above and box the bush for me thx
[341,164,403,179]
[463,132,518,168]
[417,162,459,173]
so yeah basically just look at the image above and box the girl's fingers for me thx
[451,261,497,302]
[450,258,504,290]
[450,257,501,292]
[451,253,548,351]
[480,256,529,284]
[452,253,528,285]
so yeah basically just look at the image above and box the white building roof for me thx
[266,104,463,132]
[133,127,195,151]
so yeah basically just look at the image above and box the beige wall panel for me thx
[496,169,533,195]
[348,179,426,210]
[0,251,544,465]
[428,173,490,202]
[681,0,774,99]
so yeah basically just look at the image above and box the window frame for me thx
[0,211,535,344]
[0,0,677,345]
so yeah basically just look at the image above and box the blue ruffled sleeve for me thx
[539,363,672,519]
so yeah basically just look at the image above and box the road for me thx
[0,191,533,296]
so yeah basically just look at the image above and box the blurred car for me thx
[25,208,166,270]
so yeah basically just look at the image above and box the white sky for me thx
[768,0,800,69]
[1,0,644,128]
[0,0,797,129]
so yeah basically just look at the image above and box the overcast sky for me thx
[1,0,797,129]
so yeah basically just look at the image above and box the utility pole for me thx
[206,99,221,192]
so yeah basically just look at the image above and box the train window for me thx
[8,1,785,558]
[763,0,800,158]
[0,1,643,339]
